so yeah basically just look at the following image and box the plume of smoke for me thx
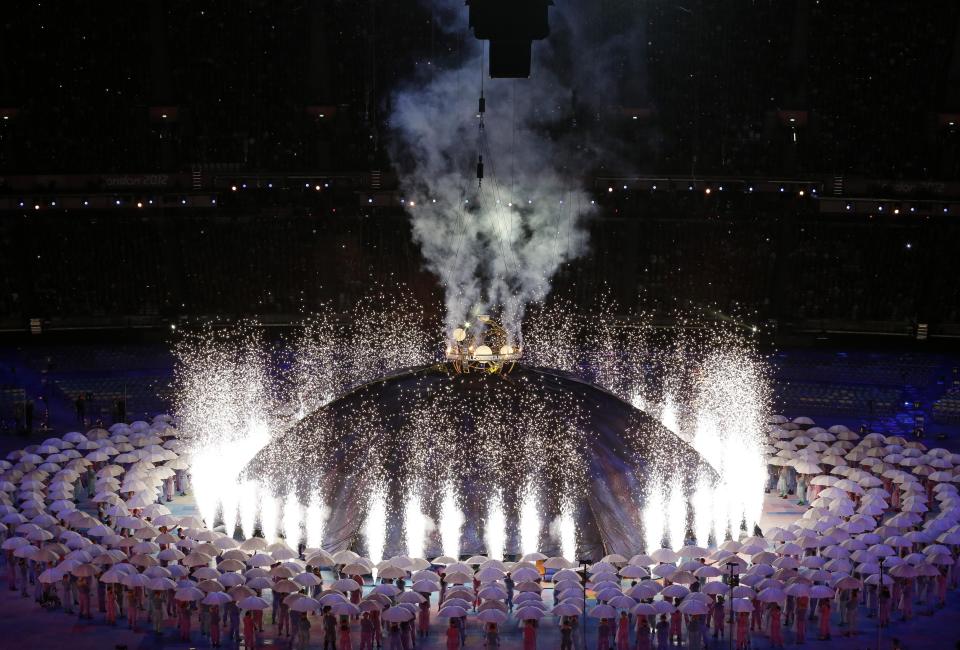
[387,2,651,339]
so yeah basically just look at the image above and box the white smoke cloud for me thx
[389,2,638,340]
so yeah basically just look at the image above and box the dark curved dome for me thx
[242,363,717,557]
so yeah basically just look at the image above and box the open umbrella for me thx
[175,587,206,602]
[395,591,424,605]
[38,568,64,584]
[238,595,270,610]
[371,583,401,597]
[515,607,545,620]
[437,605,469,619]
[552,603,583,616]
[889,564,918,579]
[588,604,618,619]
[701,582,729,596]
[678,599,709,615]
[290,597,322,613]
[331,602,361,616]
[228,585,256,601]
[410,579,439,593]
[202,591,233,606]
[378,566,407,580]
[598,594,630,610]
[833,576,862,590]
[332,578,360,592]
[477,609,508,624]
[661,584,690,599]
[147,577,177,591]
[757,587,786,602]
[731,598,754,613]
[474,585,505,601]
[651,600,676,615]
[271,579,300,594]
[382,606,415,622]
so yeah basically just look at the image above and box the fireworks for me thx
[519,483,541,558]
[404,491,427,560]
[260,487,279,542]
[642,482,666,552]
[174,290,771,558]
[666,478,687,551]
[485,492,507,561]
[558,500,577,561]
[304,492,327,550]
[439,484,463,559]
[283,492,302,548]
[364,485,388,568]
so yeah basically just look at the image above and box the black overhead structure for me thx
[467,0,552,78]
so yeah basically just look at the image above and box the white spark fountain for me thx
[239,480,258,540]
[485,492,507,561]
[283,492,303,547]
[659,395,679,435]
[692,477,714,547]
[259,487,280,542]
[642,482,666,551]
[711,484,730,543]
[220,483,239,537]
[175,326,277,535]
[191,460,221,527]
[519,484,540,558]
[690,346,770,538]
[558,500,577,561]
[667,478,687,550]
[404,491,427,559]
[305,493,327,549]
[365,486,388,568]
[439,484,463,560]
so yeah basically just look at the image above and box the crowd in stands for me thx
[1,3,958,177]
[0,191,957,331]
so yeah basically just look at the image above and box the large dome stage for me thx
[242,363,718,558]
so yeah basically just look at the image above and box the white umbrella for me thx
[380,606,414,622]
[477,609,508,624]
[757,587,786,602]
[175,587,206,602]
[588,604,617,619]
[677,599,708,615]
[650,548,679,563]
[378,566,407,580]
[238,595,270,610]
[552,602,583,616]
[332,578,360,592]
[731,598,754,613]
[412,579,440,593]
[289,597,322,613]
[660,584,690,599]
[651,600,676,614]
[202,591,233,606]
[331,602,362,616]
[515,607,545,620]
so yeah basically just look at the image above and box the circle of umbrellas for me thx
[1,412,959,644]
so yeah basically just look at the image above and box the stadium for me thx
[0,2,959,649]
